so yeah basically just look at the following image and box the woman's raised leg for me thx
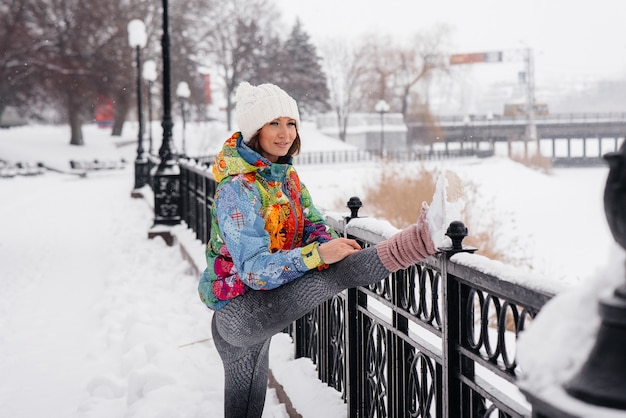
[213,246,390,348]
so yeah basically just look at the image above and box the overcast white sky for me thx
[275,0,626,86]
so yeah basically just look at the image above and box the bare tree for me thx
[321,27,451,145]
[354,27,452,120]
[0,0,38,120]
[321,39,369,142]
[394,25,452,120]
[195,0,279,130]
[19,0,156,144]
[350,34,398,113]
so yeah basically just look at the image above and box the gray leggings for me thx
[211,246,390,417]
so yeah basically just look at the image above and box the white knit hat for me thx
[235,82,300,140]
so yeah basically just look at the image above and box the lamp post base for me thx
[132,157,150,197]
[564,285,626,410]
[151,158,181,227]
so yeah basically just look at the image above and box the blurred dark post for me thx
[148,0,181,245]
[176,81,190,157]
[564,139,626,409]
[142,59,157,155]
[128,19,148,198]
[375,100,389,158]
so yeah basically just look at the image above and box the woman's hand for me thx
[318,238,361,264]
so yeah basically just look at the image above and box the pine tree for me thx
[279,19,330,118]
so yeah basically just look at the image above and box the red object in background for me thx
[203,74,212,104]
[95,94,114,128]
[449,51,502,65]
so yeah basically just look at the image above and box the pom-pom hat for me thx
[235,82,300,140]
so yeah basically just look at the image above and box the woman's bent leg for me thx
[212,316,271,418]
[214,246,390,348]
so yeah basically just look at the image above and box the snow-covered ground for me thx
[0,121,624,417]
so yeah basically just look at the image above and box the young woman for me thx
[199,82,437,417]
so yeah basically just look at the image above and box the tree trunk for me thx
[69,110,84,146]
[111,89,130,137]
[67,92,84,146]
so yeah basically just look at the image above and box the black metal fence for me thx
[179,160,216,245]
[175,158,556,418]
[284,214,553,418]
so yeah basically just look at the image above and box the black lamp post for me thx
[128,19,148,197]
[142,59,157,155]
[563,139,626,409]
[148,0,181,244]
[375,99,390,157]
[176,81,190,157]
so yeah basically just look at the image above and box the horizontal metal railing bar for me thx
[459,346,517,384]
[447,261,555,311]
[359,282,444,337]
[459,374,531,418]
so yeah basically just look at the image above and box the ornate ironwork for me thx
[464,288,535,377]
[407,349,437,417]
[365,321,388,418]
[328,295,346,394]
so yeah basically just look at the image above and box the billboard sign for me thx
[449,51,503,65]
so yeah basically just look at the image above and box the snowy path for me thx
[0,124,366,418]
[0,169,309,417]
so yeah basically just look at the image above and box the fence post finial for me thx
[441,221,476,256]
[346,196,362,223]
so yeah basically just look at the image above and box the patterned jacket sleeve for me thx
[215,179,325,290]
[300,183,339,245]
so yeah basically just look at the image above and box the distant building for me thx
[316,112,408,153]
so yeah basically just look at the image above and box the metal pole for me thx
[135,45,144,157]
[159,0,174,164]
[149,0,181,240]
[526,48,537,154]
[131,44,149,197]
[147,80,153,154]
[380,111,385,157]
[181,97,186,156]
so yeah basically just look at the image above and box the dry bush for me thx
[510,151,552,174]
[361,163,517,266]
[362,164,439,228]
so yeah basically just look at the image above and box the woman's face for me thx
[257,117,297,163]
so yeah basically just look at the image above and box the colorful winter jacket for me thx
[198,132,338,310]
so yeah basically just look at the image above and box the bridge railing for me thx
[286,212,555,418]
[175,158,560,417]
[193,147,493,168]
[430,112,626,124]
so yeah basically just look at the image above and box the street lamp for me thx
[148,0,181,244]
[128,19,148,197]
[375,99,390,157]
[142,59,157,155]
[176,81,190,156]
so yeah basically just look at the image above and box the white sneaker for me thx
[426,171,465,249]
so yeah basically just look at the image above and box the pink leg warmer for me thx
[375,205,437,272]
